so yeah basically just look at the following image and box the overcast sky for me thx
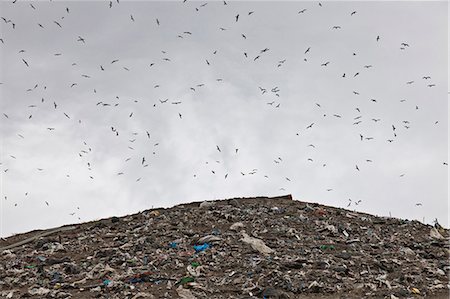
[0,0,448,237]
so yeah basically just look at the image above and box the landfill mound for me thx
[1,195,449,299]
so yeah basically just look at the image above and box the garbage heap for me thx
[1,195,449,299]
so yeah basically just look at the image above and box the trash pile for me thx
[1,195,449,298]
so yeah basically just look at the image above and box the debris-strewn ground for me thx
[1,195,449,299]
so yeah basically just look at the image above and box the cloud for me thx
[0,1,447,237]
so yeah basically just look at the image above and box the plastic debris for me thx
[103,279,111,286]
[175,276,195,286]
[28,287,51,296]
[176,286,197,299]
[193,243,210,252]
[411,287,421,294]
[430,227,444,239]
[199,201,215,209]
[230,222,245,231]
[240,232,274,255]
[197,235,221,244]
[320,244,335,250]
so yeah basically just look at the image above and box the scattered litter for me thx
[0,195,448,298]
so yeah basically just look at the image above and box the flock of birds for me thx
[0,0,446,228]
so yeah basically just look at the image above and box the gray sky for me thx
[0,0,448,237]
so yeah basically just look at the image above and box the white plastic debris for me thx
[240,232,274,255]
[187,264,204,277]
[197,235,221,244]
[400,247,415,256]
[131,292,155,299]
[430,227,444,239]
[28,287,51,296]
[199,201,215,209]
[176,286,197,299]
[230,222,244,231]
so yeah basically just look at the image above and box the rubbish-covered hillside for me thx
[1,195,449,298]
